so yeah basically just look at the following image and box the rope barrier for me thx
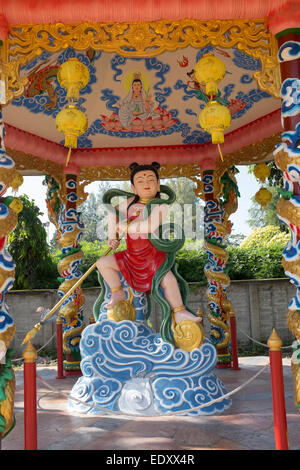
[12,333,56,363]
[236,327,293,350]
[35,361,270,418]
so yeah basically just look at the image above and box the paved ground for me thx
[1,356,299,451]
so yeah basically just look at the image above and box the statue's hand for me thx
[108,238,120,250]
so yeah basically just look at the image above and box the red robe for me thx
[114,206,166,294]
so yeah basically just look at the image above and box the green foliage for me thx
[240,225,290,249]
[8,195,58,290]
[175,248,207,284]
[226,245,285,280]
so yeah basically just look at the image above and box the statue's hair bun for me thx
[151,161,160,170]
[129,162,139,171]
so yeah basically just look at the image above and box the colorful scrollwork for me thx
[203,171,233,366]
[56,175,85,374]
[0,107,23,437]
[274,32,300,410]
[0,19,280,105]
[274,130,300,410]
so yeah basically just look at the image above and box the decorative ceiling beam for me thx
[0,18,281,104]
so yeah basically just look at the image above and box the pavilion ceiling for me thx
[0,12,285,178]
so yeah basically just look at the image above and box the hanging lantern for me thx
[253,162,271,183]
[194,53,226,97]
[255,187,272,209]
[56,104,88,166]
[57,58,90,102]
[199,100,231,145]
[195,52,230,161]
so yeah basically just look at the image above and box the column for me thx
[203,170,231,368]
[56,174,85,376]
[269,5,300,409]
[220,167,241,369]
[0,106,23,439]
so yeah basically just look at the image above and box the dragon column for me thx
[45,174,85,376]
[202,169,239,368]
[0,107,23,441]
[270,5,300,410]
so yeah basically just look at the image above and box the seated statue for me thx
[68,162,231,416]
[96,161,201,346]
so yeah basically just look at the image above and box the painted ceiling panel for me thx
[3,45,281,149]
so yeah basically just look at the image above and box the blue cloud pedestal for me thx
[68,280,232,416]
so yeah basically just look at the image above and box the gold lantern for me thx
[57,58,90,102]
[56,104,88,166]
[195,53,231,161]
[194,53,226,97]
[253,163,271,183]
[255,187,272,209]
[199,100,231,145]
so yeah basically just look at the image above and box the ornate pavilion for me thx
[0,0,299,437]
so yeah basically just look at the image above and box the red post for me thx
[268,329,289,450]
[23,341,37,450]
[230,315,240,370]
[56,315,65,380]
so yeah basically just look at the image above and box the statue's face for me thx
[131,170,160,200]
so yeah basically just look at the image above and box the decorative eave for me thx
[0,0,290,39]
[5,108,282,203]
[5,108,282,174]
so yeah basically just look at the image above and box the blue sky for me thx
[9,164,260,242]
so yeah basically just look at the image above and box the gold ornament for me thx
[11,172,23,191]
[57,58,90,102]
[194,53,226,97]
[55,104,88,166]
[9,197,23,214]
[267,328,282,352]
[255,187,272,209]
[22,340,37,362]
[1,20,280,105]
[199,100,231,145]
[171,318,204,352]
[107,300,136,322]
[253,162,271,183]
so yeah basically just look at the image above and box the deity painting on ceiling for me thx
[99,70,177,133]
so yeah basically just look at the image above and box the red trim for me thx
[4,108,282,173]
[0,0,289,37]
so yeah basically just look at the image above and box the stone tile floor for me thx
[1,356,299,451]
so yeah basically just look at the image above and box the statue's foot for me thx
[174,307,202,325]
[106,288,126,308]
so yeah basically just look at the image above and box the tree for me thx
[7,195,58,289]
[247,185,289,233]
[161,177,203,241]
[79,181,123,242]
[227,232,246,246]
[240,225,290,250]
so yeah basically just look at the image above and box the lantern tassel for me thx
[66,147,72,167]
[217,143,224,162]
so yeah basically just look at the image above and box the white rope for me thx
[36,361,270,417]
[236,327,293,350]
